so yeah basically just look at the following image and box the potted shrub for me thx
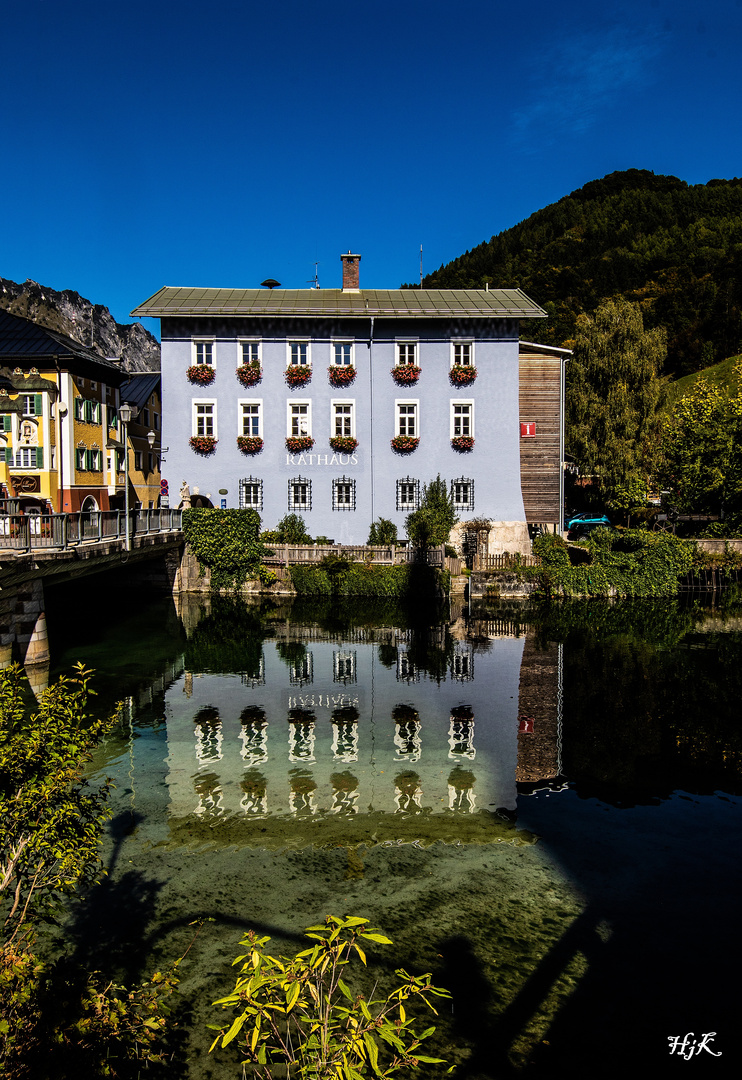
[187,365,216,385]
[328,366,357,387]
[449,365,477,386]
[451,436,475,452]
[391,364,421,386]
[285,436,314,451]
[284,366,312,387]
[329,436,358,453]
[189,435,217,454]
[391,435,420,453]
[237,436,263,453]
[236,363,262,387]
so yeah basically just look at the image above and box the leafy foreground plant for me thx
[210,915,451,1079]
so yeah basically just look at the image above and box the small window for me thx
[240,401,262,437]
[134,450,143,470]
[153,412,160,430]
[332,477,356,511]
[147,453,154,473]
[289,342,310,367]
[288,476,312,510]
[193,401,216,437]
[239,477,263,510]
[332,402,354,437]
[194,340,215,366]
[14,447,43,468]
[452,341,474,367]
[397,342,417,367]
[332,342,353,367]
[22,395,41,417]
[241,341,261,366]
[451,478,474,510]
[451,402,474,438]
[142,408,150,426]
[90,381,98,391]
[396,477,420,511]
[396,401,418,437]
[288,402,311,438]
[107,406,118,431]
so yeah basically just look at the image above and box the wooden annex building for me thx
[518,341,570,532]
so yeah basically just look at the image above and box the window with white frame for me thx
[396,477,420,510]
[332,477,356,510]
[451,477,474,510]
[14,447,43,468]
[239,477,263,510]
[240,401,262,437]
[74,448,101,471]
[288,476,311,510]
[288,341,310,367]
[396,401,418,437]
[193,401,216,437]
[193,340,214,366]
[107,405,118,431]
[74,398,102,424]
[240,340,261,366]
[288,402,311,438]
[22,395,41,416]
[396,342,417,366]
[452,341,474,366]
[332,342,353,367]
[451,402,474,437]
[332,401,354,437]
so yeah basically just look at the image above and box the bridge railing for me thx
[0,510,183,553]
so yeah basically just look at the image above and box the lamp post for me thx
[119,402,133,552]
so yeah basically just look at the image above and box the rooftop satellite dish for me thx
[260,278,281,289]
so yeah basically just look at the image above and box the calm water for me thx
[42,584,742,1079]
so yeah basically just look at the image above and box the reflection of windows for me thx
[331,770,359,814]
[396,401,418,437]
[396,477,420,510]
[289,767,317,812]
[288,476,311,511]
[394,770,423,813]
[396,651,419,682]
[239,707,268,766]
[451,402,473,437]
[331,707,360,763]
[451,477,474,510]
[240,769,268,815]
[288,714,316,764]
[394,720,422,762]
[194,706,223,765]
[194,771,223,817]
[241,401,262,436]
[288,651,313,685]
[333,651,357,683]
[449,706,476,760]
[332,477,355,510]
[451,644,474,681]
[448,766,477,812]
[239,477,263,511]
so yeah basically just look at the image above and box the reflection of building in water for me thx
[394,770,423,813]
[240,769,268,814]
[451,643,474,681]
[239,706,268,766]
[194,771,223,817]
[516,637,563,787]
[194,706,223,766]
[449,706,475,760]
[396,647,419,682]
[288,709,316,762]
[331,771,359,815]
[289,653,313,686]
[393,704,422,762]
[289,768,317,815]
[448,766,477,813]
[333,651,356,684]
[331,707,359,762]
[241,654,265,687]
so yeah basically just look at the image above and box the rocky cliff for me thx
[0,276,160,372]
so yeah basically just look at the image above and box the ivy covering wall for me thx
[182,508,265,590]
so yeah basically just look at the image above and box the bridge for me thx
[0,509,183,673]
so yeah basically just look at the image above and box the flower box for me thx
[451,436,475,452]
[391,435,420,454]
[329,436,358,453]
[187,365,216,385]
[189,435,217,454]
[237,436,263,454]
[391,365,421,386]
[284,366,312,387]
[285,436,314,452]
[328,365,357,387]
[236,364,262,387]
[449,365,477,386]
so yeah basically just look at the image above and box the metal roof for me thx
[131,287,546,320]
[119,372,160,409]
[0,309,124,373]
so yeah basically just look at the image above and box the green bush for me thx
[367,518,399,545]
[183,508,265,589]
[275,513,312,544]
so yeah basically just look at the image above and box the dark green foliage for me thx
[182,508,265,590]
[406,475,457,547]
[418,169,742,377]
[288,562,450,599]
[275,513,312,543]
[185,596,266,674]
[367,518,399,545]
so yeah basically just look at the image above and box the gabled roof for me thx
[131,286,546,320]
[119,372,160,409]
[0,309,125,378]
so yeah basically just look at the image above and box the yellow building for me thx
[119,373,163,508]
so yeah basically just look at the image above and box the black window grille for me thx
[239,477,263,510]
[288,476,312,511]
[332,476,356,511]
[451,477,474,510]
[396,476,420,511]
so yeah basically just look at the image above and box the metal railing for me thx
[0,509,183,553]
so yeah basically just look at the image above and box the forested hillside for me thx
[419,170,742,378]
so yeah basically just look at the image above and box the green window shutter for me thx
[34,395,42,415]
[2,415,10,432]
[74,398,82,421]
[4,448,12,464]
[85,449,92,470]
[34,447,43,468]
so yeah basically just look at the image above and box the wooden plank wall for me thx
[519,353,562,525]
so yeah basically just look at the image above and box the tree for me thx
[275,513,312,544]
[567,297,666,509]
[367,518,398,545]
[406,475,458,547]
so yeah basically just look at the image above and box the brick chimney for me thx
[340,251,361,291]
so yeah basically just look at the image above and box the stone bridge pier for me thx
[0,578,49,670]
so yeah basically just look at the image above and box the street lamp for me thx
[119,402,134,552]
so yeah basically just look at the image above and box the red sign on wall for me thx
[520,422,536,438]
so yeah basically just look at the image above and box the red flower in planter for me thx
[236,364,262,387]
[285,436,314,451]
[391,365,421,386]
[329,436,358,453]
[391,435,420,454]
[328,365,357,387]
[449,365,477,386]
[284,366,312,387]
[237,436,263,453]
[187,365,216,385]
[451,436,475,452]
[189,435,217,454]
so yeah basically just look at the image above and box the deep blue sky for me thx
[3,0,741,331]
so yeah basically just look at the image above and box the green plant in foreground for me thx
[210,915,450,1079]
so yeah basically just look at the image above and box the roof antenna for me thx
[419,244,423,287]
[307,262,320,289]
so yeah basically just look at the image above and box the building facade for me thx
[133,254,547,550]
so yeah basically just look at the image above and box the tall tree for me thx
[567,298,666,508]
[406,475,458,546]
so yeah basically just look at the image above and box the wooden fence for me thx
[473,552,542,571]
[262,543,446,568]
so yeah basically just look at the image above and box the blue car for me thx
[565,511,611,531]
